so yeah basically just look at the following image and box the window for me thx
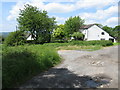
[101,32,105,35]
[101,38,105,40]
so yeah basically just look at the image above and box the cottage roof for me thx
[80,24,95,29]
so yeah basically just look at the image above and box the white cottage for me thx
[79,24,116,42]
[27,35,34,40]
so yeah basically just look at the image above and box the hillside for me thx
[0,32,11,38]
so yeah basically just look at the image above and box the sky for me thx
[0,0,119,32]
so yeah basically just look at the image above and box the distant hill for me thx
[0,32,11,38]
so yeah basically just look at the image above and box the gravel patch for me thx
[19,45,119,88]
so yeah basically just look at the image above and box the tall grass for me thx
[69,40,113,46]
[56,45,102,51]
[113,42,120,46]
[42,40,113,50]
[2,45,60,88]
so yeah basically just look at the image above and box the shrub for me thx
[69,40,113,46]
[26,40,35,44]
[2,45,60,88]
[4,30,26,46]
[0,36,5,44]
[71,32,84,40]
[36,34,51,44]
[51,40,68,43]
[43,43,69,48]
[52,26,65,40]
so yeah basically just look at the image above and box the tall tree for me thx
[102,25,120,42]
[17,4,56,43]
[64,16,84,37]
[113,25,120,41]
[102,26,113,37]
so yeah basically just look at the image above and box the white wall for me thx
[87,25,110,41]
[27,35,34,40]
[80,29,88,40]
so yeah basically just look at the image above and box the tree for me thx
[71,32,84,40]
[102,25,120,42]
[0,35,5,44]
[113,25,120,42]
[4,30,26,46]
[94,23,103,28]
[64,16,84,37]
[17,4,56,44]
[102,26,113,37]
[52,24,65,40]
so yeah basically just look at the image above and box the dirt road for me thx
[20,45,119,88]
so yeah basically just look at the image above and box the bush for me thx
[0,36,5,44]
[43,43,69,48]
[4,30,26,46]
[69,40,113,46]
[36,34,51,44]
[71,32,84,40]
[2,45,60,88]
[51,40,68,43]
[26,40,36,44]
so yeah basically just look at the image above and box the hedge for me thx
[69,40,113,46]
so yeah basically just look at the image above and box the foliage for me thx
[113,25,120,42]
[102,25,120,42]
[102,26,114,37]
[4,30,26,46]
[69,40,113,46]
[94,23,103,28]
[51,40,68,43]
[71,32,84,40]
[17,4,56,44]
[43,40,113,50]
[64,16,84,37]
[43,43,69,48]
[0,35,5,44]
[2,45,60,88]
[52,24,65,40]
[113,42,120,46]
[56,45,102,51]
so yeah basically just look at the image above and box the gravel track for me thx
[20,45,119,88]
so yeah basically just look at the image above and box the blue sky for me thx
[1,0,119,32]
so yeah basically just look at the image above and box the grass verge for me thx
[2,45,60,88]
[113,42,120,46]
[56,45,102,51]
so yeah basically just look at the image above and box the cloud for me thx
[7,2,25,21]
[105,17,118,27]
[7,0,118,21]
[79,5,118,20]
[76,0,118,9]
[78,4,118,27]
[6,0,119,29]
[1,0,78,2]
[44,3,75,13]
[50,15,68,24]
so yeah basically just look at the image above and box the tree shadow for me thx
[20,68,112,88]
